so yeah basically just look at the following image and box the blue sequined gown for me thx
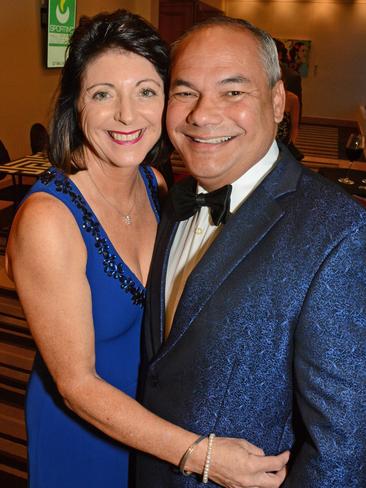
[24,166,160,487]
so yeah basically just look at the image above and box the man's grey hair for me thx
[170,16,281,88]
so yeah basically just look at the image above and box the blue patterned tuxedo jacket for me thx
[136,148,366,487]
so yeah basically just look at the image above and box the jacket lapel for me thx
[144,177,197,359]
[144,196,178,359]
[152,153,302,362]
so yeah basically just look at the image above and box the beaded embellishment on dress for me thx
[40,168,150,307]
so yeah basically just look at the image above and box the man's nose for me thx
[186,95,223,126]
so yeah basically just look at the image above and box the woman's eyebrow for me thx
[136,78,163,88]
[86,82,114,91]
[86,79,163,91]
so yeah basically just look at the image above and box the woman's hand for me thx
[190,437,289,488]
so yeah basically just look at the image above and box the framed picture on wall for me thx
[280,39,311,77]
[46,0,77,68]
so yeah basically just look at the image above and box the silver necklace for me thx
[87,170,139,225]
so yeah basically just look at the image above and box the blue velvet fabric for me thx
[137,148,366,487]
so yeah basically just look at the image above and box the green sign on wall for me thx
[47,0,76,68]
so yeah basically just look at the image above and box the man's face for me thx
[167,26,285,191]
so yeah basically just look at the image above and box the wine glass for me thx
[360,142,366,187]
[338,133,365,185]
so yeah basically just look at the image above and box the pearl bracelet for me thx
[202,433,216,483]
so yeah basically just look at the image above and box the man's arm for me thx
[285,223,366,487]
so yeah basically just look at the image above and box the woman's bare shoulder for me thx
[286,90,299,107]
[10,192,81,241]
[6,192,86,279]
[151,167,168,197]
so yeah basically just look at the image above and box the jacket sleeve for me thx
[284,224,366,487]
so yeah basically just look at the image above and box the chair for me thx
[0,139,17,187]
[0,140,15,247]
[0,139,29,206]
[30,123,49,154]
[0,140,11,181]
[0,140,10,162]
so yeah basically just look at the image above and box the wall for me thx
[2,0,365,159]
[226,0,366,125]
[204,0,225,9]
[0,0,155,159]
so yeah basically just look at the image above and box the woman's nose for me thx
[114,96,135,125]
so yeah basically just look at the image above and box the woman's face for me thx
[78,49,165,169]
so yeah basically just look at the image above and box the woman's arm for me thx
[6,193,288,488]
[288,91,300,144]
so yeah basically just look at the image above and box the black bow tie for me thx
[171,179,232,226]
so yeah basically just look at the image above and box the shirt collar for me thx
[197,140,279,213]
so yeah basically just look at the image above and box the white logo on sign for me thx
[56,4,70,24]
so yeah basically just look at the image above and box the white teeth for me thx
[109,130,142,141]
[192,136,233,144]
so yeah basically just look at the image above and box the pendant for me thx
[122,215,132,225]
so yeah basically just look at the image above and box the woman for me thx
[277,87,300,147]
[6,10,288,488]
[277,66,303,160]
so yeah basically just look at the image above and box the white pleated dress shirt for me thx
[165,141,279,336]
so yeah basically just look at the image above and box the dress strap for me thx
[140,165,160,222]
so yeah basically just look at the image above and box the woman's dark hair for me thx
[49,9,170,173]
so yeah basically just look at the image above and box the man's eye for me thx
[172,91,195,99]
[140,88,157,97]
[92,91,110,101]
[226,90,244,97]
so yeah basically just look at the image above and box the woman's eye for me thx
[92,91,110,101]
[140,88,157,97]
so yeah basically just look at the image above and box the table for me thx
[0,152,51,204]
[0,152,51,180]
[318,167,366,199]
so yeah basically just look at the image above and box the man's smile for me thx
[189,135,235,144]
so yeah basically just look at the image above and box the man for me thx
[137,16,366,487]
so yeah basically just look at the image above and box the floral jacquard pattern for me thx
[40,168,146,307]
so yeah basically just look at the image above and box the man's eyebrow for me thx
[170,79,195,89]
[219,76,251,85]
[170,76,252,90]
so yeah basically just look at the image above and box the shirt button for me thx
[195,227,203,235]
